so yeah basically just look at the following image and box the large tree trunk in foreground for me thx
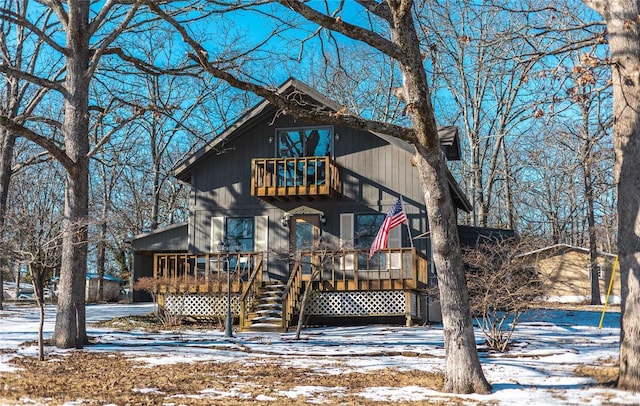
[52,1,90,349]
[388,3,490,394]
[415,149,490,393]
[584,0,640,391]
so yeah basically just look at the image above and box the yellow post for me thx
[599,255,619,329]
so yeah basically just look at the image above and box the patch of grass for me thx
[89,314,160,331]
[90,313,225,332]
[574,357,619,386]
[0,351,446,405]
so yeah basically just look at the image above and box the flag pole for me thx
[401,196,414,248]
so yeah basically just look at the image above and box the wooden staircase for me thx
[242,283,287,332]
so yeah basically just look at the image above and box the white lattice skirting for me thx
[164,293,240,317]
[306,290,420,318]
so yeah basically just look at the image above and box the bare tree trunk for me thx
[390,5,490,393]
[472,144,485,227]
[415,151,490,393]
[28,264,46,361]
[151,126,161,230]
[0,129,16,310]
[501,137,516,230]
[585,154,601,305]
[38,296,45,361]
[14,261,20,299]
[295,264,321,340]
[52,1,91,349]
[97,204,107,302]
[584,0,640,391]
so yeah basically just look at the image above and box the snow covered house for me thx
[131,78,482,331]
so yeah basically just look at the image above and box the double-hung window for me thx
[225,217,254,252]
[225,217,254,273]
[354,213,385,268]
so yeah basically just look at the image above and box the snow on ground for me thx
[0,301,636,405]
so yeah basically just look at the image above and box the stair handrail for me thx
[281,261,304,330]
[239,253,264,329]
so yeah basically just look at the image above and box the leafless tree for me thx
[416,1,605,230]
[583,0,640,391]
[463,237,545,353]
[0,0,169,349]
[0,0,57,310]
[557,52,613,305]
[1,159,64,360]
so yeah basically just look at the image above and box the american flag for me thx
[369,197,407,258]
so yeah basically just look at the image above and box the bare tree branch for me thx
[277,0,404,60]
[0,116,72,170]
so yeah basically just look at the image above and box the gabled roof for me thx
[86,273,124,283]
[174,78,462,181]
[517,244,617,259]
[130,223,188,252]
[457,224,517,248]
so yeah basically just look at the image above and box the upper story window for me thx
[277,127,333,158]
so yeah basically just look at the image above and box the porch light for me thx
[281,213,290,227]
[268,135,274,143]
[218,240,233,338]
[320,214,327,225]
[335,133,340,141]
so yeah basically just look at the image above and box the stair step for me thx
[259,296,282,301]
[243,282,288,332]
[257,303,282,310]
[256,311,282,318]
[251,316,282,323]
[261,287,285,293]
[263,283,286,288]
[247,323,285,332]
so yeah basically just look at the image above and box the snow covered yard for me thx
[0,302,635,405]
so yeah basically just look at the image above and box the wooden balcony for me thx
[251,156,341,201]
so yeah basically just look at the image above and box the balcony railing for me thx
[251,156,341,201]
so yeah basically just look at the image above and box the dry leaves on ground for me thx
[0,351,448,405]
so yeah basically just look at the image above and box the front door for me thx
[289,215,320,276]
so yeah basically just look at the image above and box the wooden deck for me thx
[150,248,430,330]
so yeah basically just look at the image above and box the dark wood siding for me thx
[131,224,188,252]
[185,107,431,259]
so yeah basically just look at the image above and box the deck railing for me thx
[152,252,263,294]
[296,247,429,291]
[239,258,264,329]
[281,261,305,330]
[151,248,428,294]
[251,156,341,200]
